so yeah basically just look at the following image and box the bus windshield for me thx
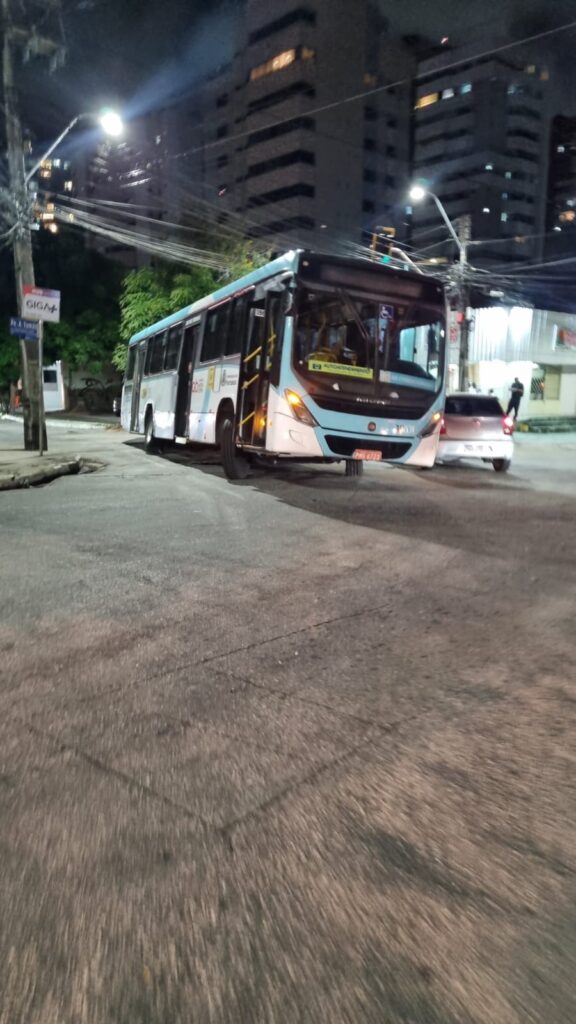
[294,288,444,393]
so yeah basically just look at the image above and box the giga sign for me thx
[22,285,61,323]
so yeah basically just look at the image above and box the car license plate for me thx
[352,449,382,461]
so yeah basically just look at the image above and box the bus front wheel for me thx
[221,418,250,481]
[345,459,363,477]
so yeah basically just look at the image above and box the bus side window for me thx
[201,303,231,362]
[125,347,136,381]
[226,295,250,356]
[165,325,182,370]
[143,337,153,375]
[149,331,168,374]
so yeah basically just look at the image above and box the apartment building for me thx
[545,114,576,255]
[182,0,415,252]
[411,43,550,266]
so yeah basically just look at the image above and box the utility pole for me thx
[455,214,471,391]
[1,0,64,450]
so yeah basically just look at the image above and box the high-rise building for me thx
[181,0,415,252]
[546,115,576,249]
[411,42,550,266]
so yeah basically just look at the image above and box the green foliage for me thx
[0,332,21,392]
[112,240,272,371]
[113,264,218,371]
[43,311,121,377]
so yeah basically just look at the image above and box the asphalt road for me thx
[1,419,576,1024]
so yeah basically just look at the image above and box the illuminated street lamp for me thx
[26,108,124,184]
[408,184,464,257]
[409,184,470,389]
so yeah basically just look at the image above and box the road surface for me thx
[1,419,575,1024]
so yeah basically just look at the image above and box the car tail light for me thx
[502,415,515,435]
[440,416,447,436]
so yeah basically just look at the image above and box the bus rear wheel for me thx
[221,417,250,480]
[345,459,364,477]
[144,411,163,454]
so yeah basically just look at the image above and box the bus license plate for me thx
[352,449,382,461]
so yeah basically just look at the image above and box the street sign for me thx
[9,317,39,341]
[22,286,61,323]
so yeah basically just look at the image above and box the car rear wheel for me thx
[345,459,363,477]
[493,458,511,473]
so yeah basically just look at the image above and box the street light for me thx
[26,108,124,185]
[408,184,470,390]
[408,184,465,258]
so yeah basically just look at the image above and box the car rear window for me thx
[445,396,503,416]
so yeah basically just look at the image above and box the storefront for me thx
[464,306,576,418]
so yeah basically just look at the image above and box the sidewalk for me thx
[0,416,109,490]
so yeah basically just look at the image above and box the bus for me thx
[121,250,447,480]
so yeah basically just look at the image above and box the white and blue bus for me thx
[121,250,447,479]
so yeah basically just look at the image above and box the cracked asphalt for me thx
[1,419,576,1023]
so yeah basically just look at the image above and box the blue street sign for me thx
[9,317,39,341]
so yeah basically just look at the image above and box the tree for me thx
[112,239,272,372]
[112,264,217,371]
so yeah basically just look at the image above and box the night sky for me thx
[20,0,576,141]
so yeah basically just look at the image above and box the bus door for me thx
[130,339,147,431]
[237,288,284,447]
[174,321,200,437]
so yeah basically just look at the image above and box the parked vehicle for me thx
[437,393,514,472]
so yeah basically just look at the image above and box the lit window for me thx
[505,170,512,179]
[557,145,566,153]
[501,212,508,222]
[63,180,73,192]
[441,88,454,99]
[405,204,413,215]
[554,226,562,232]
[39,169,51,178]
[301,46,315,61]
[540,69,549,81]
[250,48,296,81]
[507,84,517,95]
[155,135,162,144]
[485,162,493,171]
[460,83,472,94]
[502,192,508,199]
[560,210,576,223]
[525,64,536,74]
[52,159,61,168]
[483,207,490,213]
[414,92,439,110]
[567,199,575,208]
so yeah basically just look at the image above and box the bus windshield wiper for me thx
[337,289,373,365]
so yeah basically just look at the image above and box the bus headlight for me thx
[284,389,317,427]
[421,410,443,437]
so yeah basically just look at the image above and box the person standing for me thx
[507,377,524,419]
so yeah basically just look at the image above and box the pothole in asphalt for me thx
[0,457,106,491]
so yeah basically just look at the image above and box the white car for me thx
[437,393,515,472]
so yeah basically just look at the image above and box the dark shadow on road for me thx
[122,439,576,566]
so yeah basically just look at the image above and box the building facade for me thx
[181,0,415,252]
[467,305,576,418]
[411,43,550,266]
[545,115,576,256]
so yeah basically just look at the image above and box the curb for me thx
[1,414,119,431]
[0,456,106,491]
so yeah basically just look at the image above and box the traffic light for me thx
[370,226,396,262]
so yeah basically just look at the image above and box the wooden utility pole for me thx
[1,0,64,450]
